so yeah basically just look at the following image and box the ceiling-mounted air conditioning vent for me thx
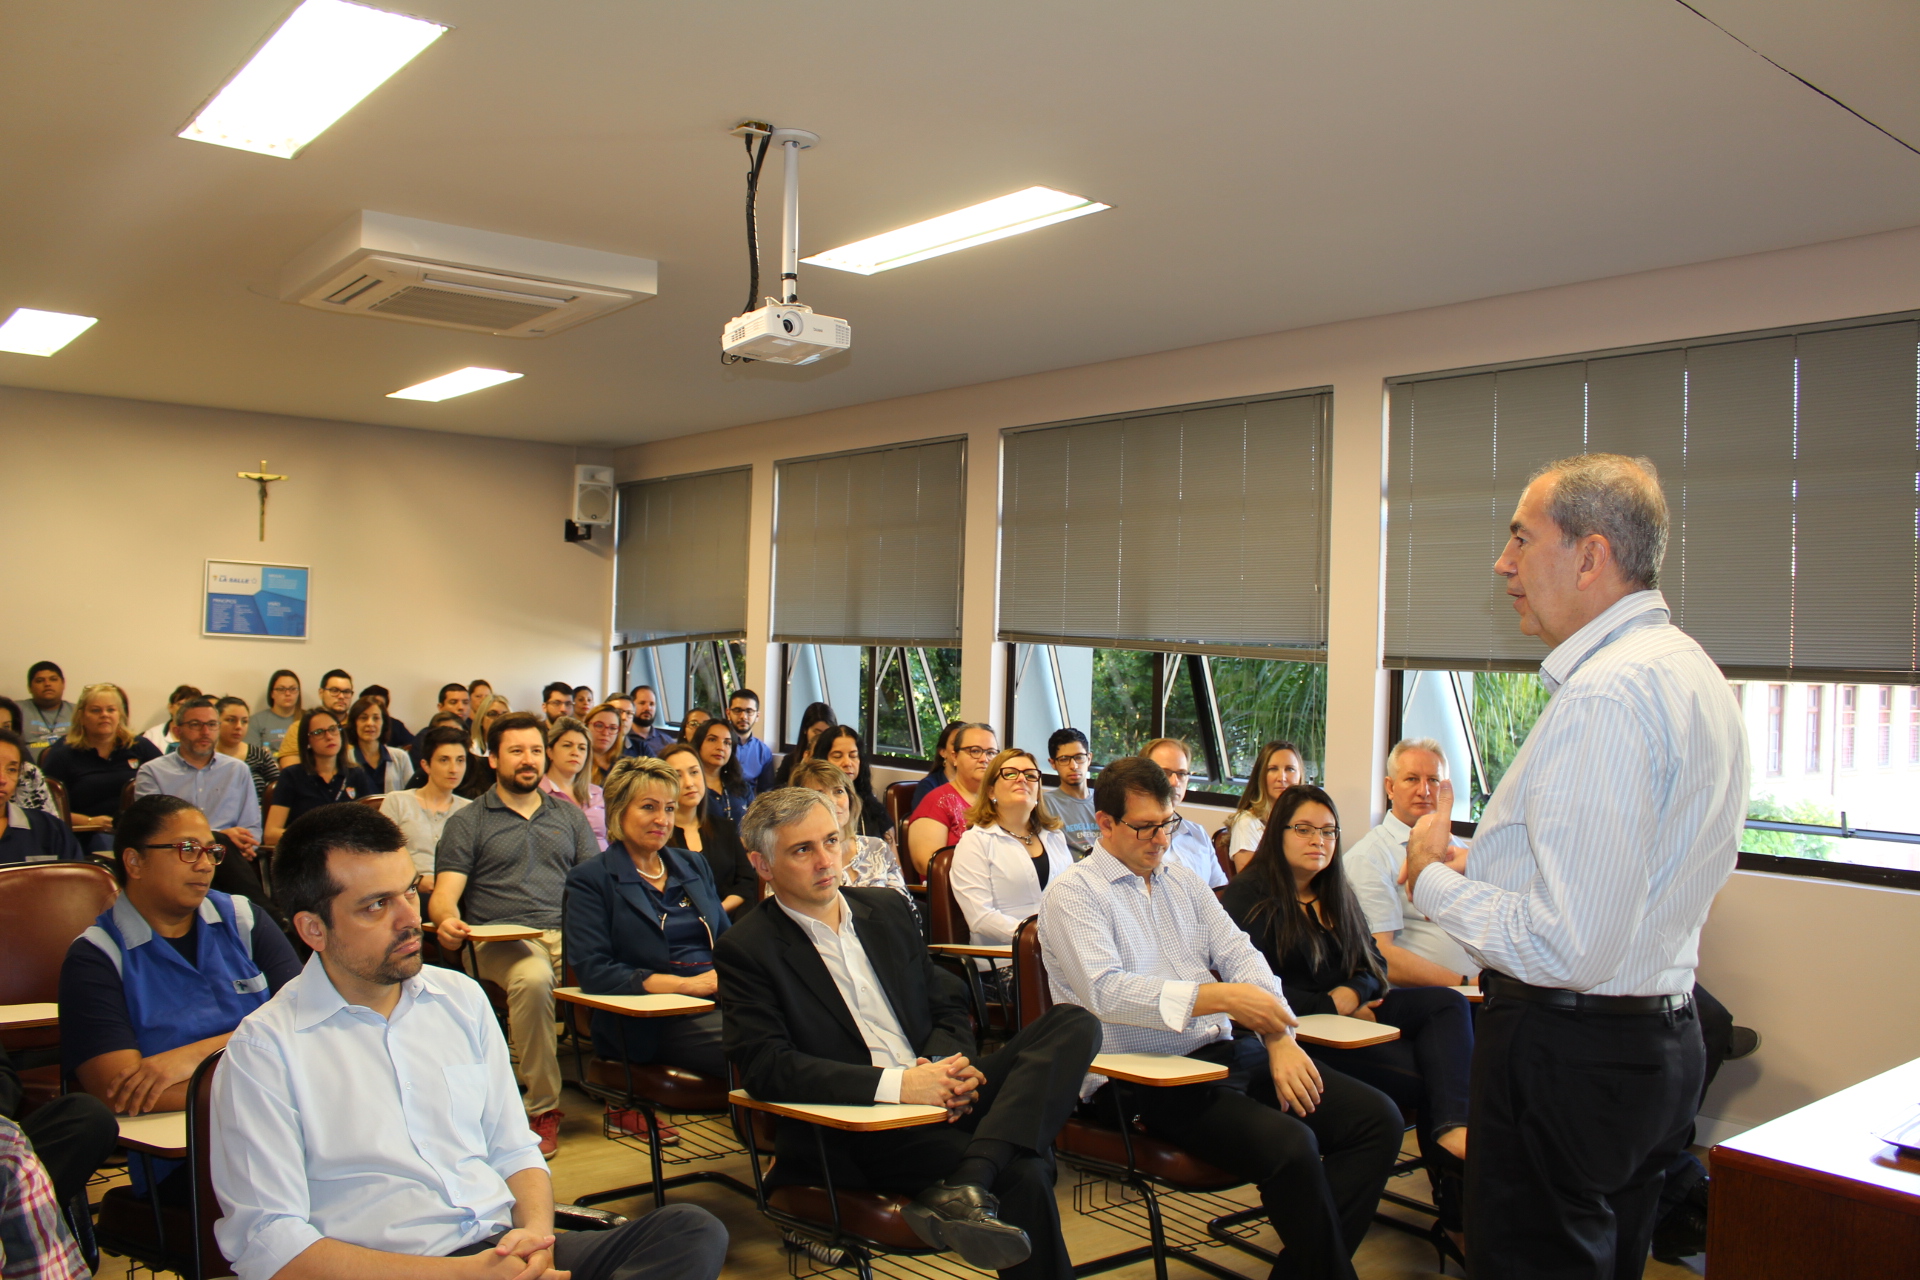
[280,211,658,339]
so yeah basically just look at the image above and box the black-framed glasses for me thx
[141,839,227,865]
[1116,815,1183,838]
[309,726,342,738]
[1050,751,1090,765]
[1286,823,1340,843]
[997,768,1042,785]
[956,745,997,760]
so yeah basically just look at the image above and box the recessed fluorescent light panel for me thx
[387,367,522,402]
[179,0,448,158]
[801,186,1110,275]
[0,308,98,356]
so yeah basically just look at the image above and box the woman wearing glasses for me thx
[57,795,301,1202]
[263,708,358,847]
[246,670,303,756]
[1225,740,1308,875]
[1222,784,1474,1251]
[564,758,731,1094]
[905,721,998,878]
[949,749,1070,951]
[805,724,891,839]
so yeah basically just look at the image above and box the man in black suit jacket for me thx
[716,788,1100,1280]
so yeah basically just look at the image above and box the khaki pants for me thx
[473,930,563,1116]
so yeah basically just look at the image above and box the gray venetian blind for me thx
[613,468,751,643]
[772,438,966,646]
[1385,315,1920,680]
[1000,390,1331,659]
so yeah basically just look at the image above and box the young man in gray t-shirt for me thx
[1044,729,1099,860]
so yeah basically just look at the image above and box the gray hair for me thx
[1386,737,1446,777]
[1530,453,1669,590]
[740,786,838,857]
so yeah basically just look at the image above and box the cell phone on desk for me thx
[1880,1110,1920,1161]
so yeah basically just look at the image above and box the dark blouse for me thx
[270,763,359,824]
[40,738,163,817]
[636,871,716,974]
[674,822,757,914]
[1221,876,1388,1017]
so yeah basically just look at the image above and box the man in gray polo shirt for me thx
[429,711,598,1158]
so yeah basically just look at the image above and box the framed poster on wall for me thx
[204,561,309,640]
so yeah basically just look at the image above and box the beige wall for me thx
[0,387,615,732]
[626,222,1920,1131]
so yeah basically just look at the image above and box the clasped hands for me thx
[899,1053,986,1121]
[1397,779,1469,902]
[472,1228,566,1280]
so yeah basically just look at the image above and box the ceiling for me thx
[2,0,1917,447]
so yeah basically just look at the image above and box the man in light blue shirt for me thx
[1139,738,1227,890]
[726,690,776,795]
[133,699,260,852]
[213,802,727,1280]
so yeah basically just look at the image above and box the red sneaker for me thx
[530,1109,564,1159]
[606,1108,681,1146]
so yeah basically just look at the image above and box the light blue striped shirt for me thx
[1412,590,1748,997]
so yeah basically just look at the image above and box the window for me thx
[1805,686,1823,773]
[619,639,747,730]
[1878,686,1894,767]
[1765,685,1785,776]
[1840,686,1857,770]
[780,643,960,764]
[1008,643,1325,797]
[614,468,751,646]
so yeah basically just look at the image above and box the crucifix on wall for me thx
[236,460,289,541]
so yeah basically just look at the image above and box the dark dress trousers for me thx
[564,844,730,1079]
[715,889,1101,1280]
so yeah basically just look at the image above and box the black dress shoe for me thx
[903,1182,1032,1270]
[1728,1026,1761,1059]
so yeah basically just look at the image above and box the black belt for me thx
[1482,970,1690,1016]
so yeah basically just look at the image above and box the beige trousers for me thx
[473,929,564,1116]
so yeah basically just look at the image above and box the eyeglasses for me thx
[140,839,227,865]
[178,719,219,732]
[309,726,342,738]
[1051,752,1089,764]
[1116,815,1183,838]
[997,768,1042,784]
[1286,823,1340,843]
[956,745,997,760]
[1160,768,1193,782]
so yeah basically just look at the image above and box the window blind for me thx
[999,390,1331,659]
[613,467,751,644]
[772,437,966,646]
[1385,314,1920,680]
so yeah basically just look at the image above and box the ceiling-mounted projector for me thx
[721,123,849,366]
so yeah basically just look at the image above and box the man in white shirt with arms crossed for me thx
[1402,454,1746,1280]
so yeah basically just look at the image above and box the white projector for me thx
[721,301,851,365]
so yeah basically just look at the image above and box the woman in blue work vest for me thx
[57,795,301,1200]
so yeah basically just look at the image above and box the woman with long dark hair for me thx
[263,708,359,845]
[772,701,837,787]
[690,717,749,829]
[1226,740,1307,874]
[658,741,755,916]
[807,724,890,839]
[1222,783,1474,1245]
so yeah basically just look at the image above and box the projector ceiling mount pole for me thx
[770,128,817,304]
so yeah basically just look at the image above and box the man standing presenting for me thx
[1402,454,1746,1279]
[726,690,776,796]
[625,687,672,758]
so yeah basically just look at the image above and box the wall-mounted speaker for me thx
[572,464,615,525]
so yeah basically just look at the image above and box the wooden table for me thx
[927,943,1014,959]
[553,987,714,1017]
[117,1111,187,1159]
[1292,1014,1401,1048]
[728,1090,948,1132]
[464,923,545,942]
[1449,985,1484,1004]
[1089,1053,1228,1087]
[1708,1056,1920,1278]
[0,1003,58,1031]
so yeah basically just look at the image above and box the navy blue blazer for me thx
[564,842,731,1064]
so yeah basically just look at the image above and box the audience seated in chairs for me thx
[430,711,599,1159]
[1224,783,1474,1246]
[0,729,85,864]
[58,795,300,1204]
[806,724,891,840]
[343,696,411,796]
[413,684,471,767]
[950,749,1070,953]
[677,708,713,744]
[136,696,277,916]
[542,716,608,849]
[358,685,414,751]
[626,687,673,758]
[1225,740,1307,875]
[313,670,357,731]
[909,720,966,809]
[772,702,837,788]
[1042,729,1097,860]
[565,757,729,1083]
[246,670,303,758]
[213,802,729,1280]
[658,743,756,918]
[715,787,1102,1280]
[788,758,910,901]
[382,725,472,897]
[0,1116,89,1280]
[573,686,595,721]
[22,661,75,760]
[585,702,626,788]
[1136,738,1229,891]
[1037,756,1402,1280]
[542,682,575,729]
[724,690,776,797]
[214,696,281,812]
[41,682,161,852]
[264,709,359,847]
[0,699,58,813]
[906,722,998,879]
[690,718,750,831]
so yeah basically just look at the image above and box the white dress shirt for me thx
[1344,812,1478,979]
[950,823,1072,946]
[1166,816,1228,889]
[1039,843,1291,1097]
[1412,590,1748,997]
[1226,811,1265,862]
[776,897,917,1104]
[212,956,545,1280]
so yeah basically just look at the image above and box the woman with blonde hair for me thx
[540,715,607,848]
[458,693,510,797]
[41,682,160,849]
[949,747,1070,949]
[789,757,909,901]
[1227,740,1307,874]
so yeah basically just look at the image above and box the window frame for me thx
[777,642,958,768]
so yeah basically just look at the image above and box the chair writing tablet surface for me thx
[1293,1014,1402,1048]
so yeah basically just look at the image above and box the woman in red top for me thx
[904,721,998,877]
